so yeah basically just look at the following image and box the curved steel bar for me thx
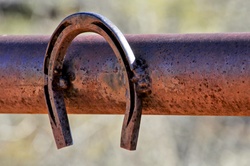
[43,12,145,150]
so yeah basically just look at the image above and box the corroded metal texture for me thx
[0,34,249,115]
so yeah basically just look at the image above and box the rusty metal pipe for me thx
[0,34,249,115]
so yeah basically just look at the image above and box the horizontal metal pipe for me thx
[0,34,249,115]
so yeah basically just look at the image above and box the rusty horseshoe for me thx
[43,12,151,150]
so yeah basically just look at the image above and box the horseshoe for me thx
[43,12,151,150]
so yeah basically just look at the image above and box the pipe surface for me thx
[0,34,249,115]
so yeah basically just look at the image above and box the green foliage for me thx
[1,0,250,34]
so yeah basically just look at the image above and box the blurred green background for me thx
[0,0,250,165]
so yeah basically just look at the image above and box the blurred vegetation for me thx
[1,0,250,35]
[0,0,250,166]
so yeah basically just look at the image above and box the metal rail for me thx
[0,34,249,115]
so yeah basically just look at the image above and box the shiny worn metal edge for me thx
[0,33,249,115]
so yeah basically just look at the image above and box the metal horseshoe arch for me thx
[43,12,151,150]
